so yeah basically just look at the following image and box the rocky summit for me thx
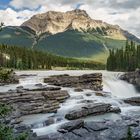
[22,9,126,40]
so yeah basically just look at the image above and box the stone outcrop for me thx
[120,69,140,88]
[35,115,140,140]
[123,97,140,106]
[44,73,103,91]
[21,9,126,40]
[0,89,69,117]
[65,103,121,120]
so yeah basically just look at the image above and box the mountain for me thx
[0,9,140,63]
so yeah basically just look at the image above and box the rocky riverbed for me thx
[0,70,140,140]
[35,114,140,140]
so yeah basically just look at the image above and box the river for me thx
[0,70,140,136]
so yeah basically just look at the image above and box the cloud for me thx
[0,7,47,26]
[10,0,47,10]
[0,0,139,38]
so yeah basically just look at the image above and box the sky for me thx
[0,0,140,38]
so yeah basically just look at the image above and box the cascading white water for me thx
[103,72,140,98]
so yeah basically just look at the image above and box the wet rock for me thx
[16,86,24,89]
[35,114,140,140]
[95,92,105,96]
[19,74,37,77]
[120,69,140,88]
[0,90,69,117]
[44,73,103,91]
[28,87,61,92]
[44,117,55,126]
[85,121,108,131]
[109,106,121,113]
[123,97,140,106]
[58,120,84,133]
[74,88,84,92]
[65,103,121,120]
[78,100,94,104]
[85,93,92,97]
[56,117,63,122]
[35,83,43,87]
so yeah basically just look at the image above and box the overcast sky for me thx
[0,0,140,38]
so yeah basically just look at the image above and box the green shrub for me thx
[127,127,133,140]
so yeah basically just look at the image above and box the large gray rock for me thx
[123,97,140,106]
[0,90,69,118]
[65,103,121,120]
[58,120,84,133]
[44,73,103,91]
[120,69,140,87]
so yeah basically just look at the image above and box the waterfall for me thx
[103,72,140,98]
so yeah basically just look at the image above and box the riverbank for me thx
[0,68,19,85]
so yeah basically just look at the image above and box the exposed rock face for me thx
[123,97,140,106]
[21,9,126,40]
[35,115,140,140]
[0,89,69,117]
[65,103,121,120]
[44,73,103,91]
[120,69,140,87]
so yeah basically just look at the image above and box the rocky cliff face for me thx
[21,9,126,40]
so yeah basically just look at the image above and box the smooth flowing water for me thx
[0,70,140,136]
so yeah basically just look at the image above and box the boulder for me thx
[44,117,55,126]
[65,103,121,120]
[95,92,106,97]
[58,120,84,133]
[74,88,84,92]
[120,69,140,87]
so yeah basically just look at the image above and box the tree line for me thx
[107,41,140,71]
[0,44,104,70]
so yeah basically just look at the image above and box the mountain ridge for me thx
[0,9,140,63]
[21,9,127,40]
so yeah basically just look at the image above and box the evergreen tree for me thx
[107,40,140,71]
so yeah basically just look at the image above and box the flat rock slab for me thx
[65,103,121,120]
[123,97,140,106]
[44,73,103,91]
[0,89,69,118]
